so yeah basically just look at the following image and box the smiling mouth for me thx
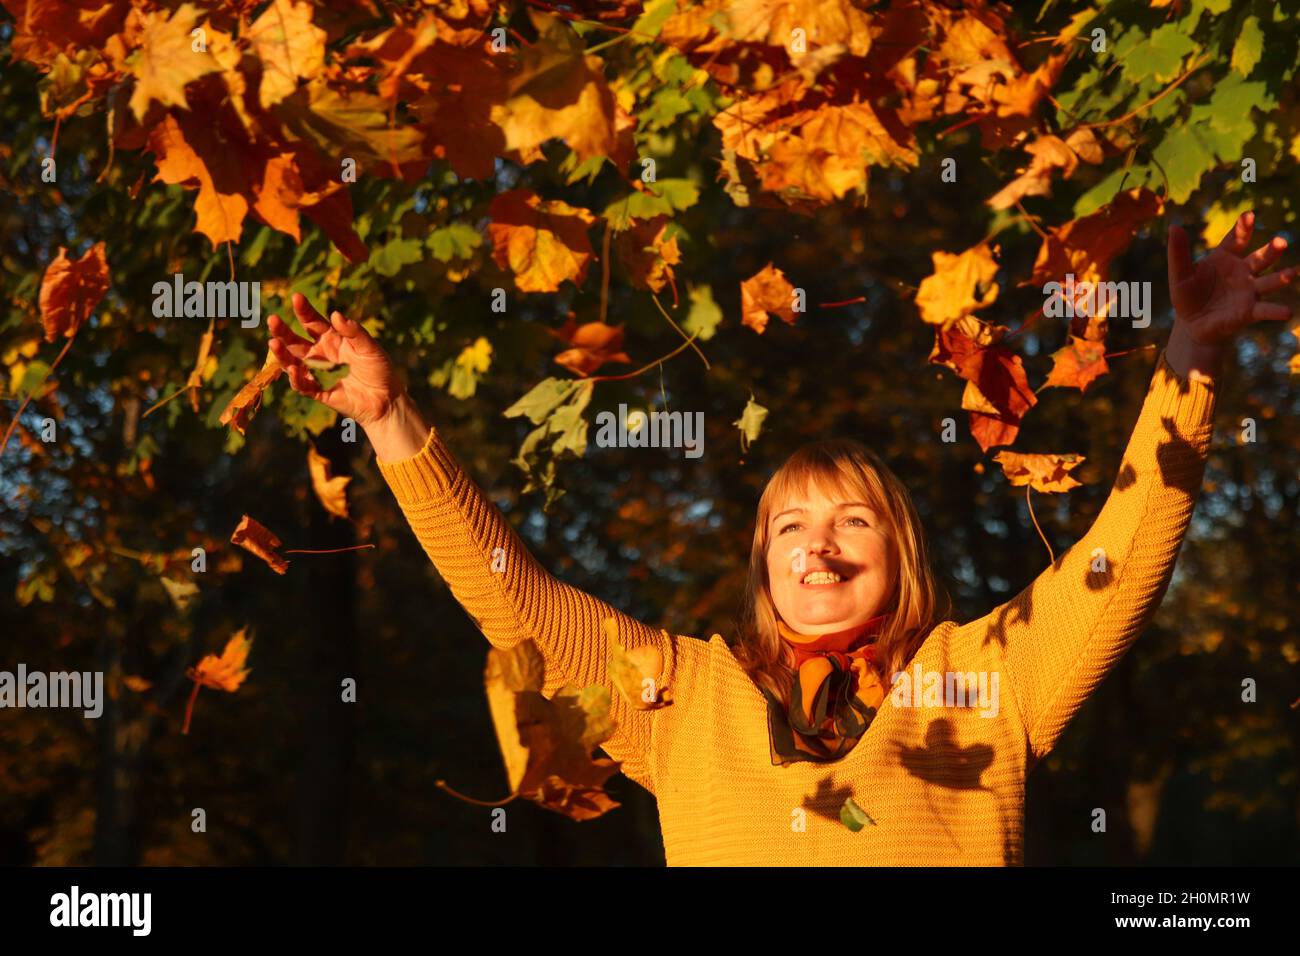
[801,570,849,586]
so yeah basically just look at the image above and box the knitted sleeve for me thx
[375,426,679,793]
[970,348,1217,761]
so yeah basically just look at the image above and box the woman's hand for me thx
[1166,211,1296,380]
[269,293,429,461]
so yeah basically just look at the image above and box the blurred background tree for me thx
[1,0,1297,864]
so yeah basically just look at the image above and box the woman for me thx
[269,213,1293,865]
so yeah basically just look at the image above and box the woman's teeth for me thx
[802,571,844,584]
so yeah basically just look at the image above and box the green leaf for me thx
[16,360,52,398]
[631,0,677,43]
[683,284,722,341]
[603,179,701,230]
[1152,125,1219,203]
[840,797,876,832]
[427,223,482,262]
[733,396,768,453]
[212,338,256,390]
[370,237,425,277]
[304,359,350,390]
[504,378,582,424]
[1231,16,1264,75]
[1119,23,1197,85]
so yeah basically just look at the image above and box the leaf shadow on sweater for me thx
[896,719,995,791]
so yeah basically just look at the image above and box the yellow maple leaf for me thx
[307,445,350,520]
[915,243,1000,328]
[128,4,221,121]
[247,0,326,109]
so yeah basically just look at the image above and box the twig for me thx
[0,329,78,457]
[435,779,520,807]
[651,292,709,369]
[282,545,376,555]
[142,382,194,420]
[1026,484,1055,565]
[589,331,702,383]
[1077,54,1210,131]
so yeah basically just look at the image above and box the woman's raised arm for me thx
[269,294,680,793]
[965,212,1294,762]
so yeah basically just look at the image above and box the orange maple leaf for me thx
[183,628,253,734]
[741,264,797,334]
[993,452,1086,493]
[39,243,110,342]
[218,351,284,435]
[616,216,681,294]
[488,189,596,293]
[1044,336,1109,392]
[229,514,289,575]
[548,318,632,377]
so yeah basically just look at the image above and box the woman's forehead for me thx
[771,474,876,514]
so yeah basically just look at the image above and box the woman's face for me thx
[765,481,895,636]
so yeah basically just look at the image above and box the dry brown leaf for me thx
[218,351,283,435]
[230,514,289,574]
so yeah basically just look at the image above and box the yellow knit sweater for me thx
[377,349,1216,865]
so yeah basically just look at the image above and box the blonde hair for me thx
[733,438,951,712]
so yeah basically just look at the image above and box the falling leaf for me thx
[127,4,220,120]
[841,796,876,831]
[218,351,283,435]
[548,318,632,377]
[986,135,1078,210]
[39,243,110,342]
[147,113,250,249]
[993,451,1086,493]
[734,395,769,453]
[246,0,326,109]
[616,216,681,293]
[1044,336,1109,392]
[604,617,670,710]
[230,515,289,574]
[484,640,621,821]
[123,676,153,693]
[188,628,254,693]
[307,445,350,519]
[186,319,215,412]
[488,189,596,293]
[160,576,200,612]
[929,319,1036,452]
[1026,188,1163,288]
[491,12,631,168]
[915,243,999,328]
[741,264,796,334]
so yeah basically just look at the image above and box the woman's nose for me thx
[806,526,838,554]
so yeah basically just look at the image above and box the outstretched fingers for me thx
[1255,267,1297,296]
[268,313,313,350]
[292,292,333,337]
[1251,300,1293,323]
[1217,210,1255,256]
[329,309,367,341]
[1245,235,1289,276]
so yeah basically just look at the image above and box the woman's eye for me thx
[777,523,800,534]
[846,517,869,527]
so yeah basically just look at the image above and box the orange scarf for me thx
[761,613,890,765]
